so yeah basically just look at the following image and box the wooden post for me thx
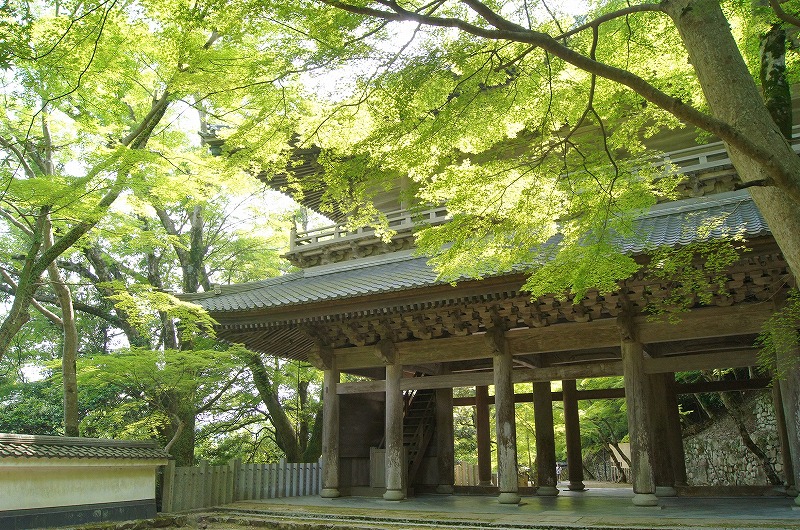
[475,385,493,486]
[488,326,521,504]
[619,316,658,506]
[772,381,796,495]
[533,380,559,496]
[777,347,800,506]
[436,382,455,494]
[320,354,340,498]
[200,461,210,507]
[161,460,175,513]
[663,373,687,488]
[649,372,676,496]
[278,458,286,497]
[562,379,585,491]
[384,361,405,501]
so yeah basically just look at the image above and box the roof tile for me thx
[183,190,769,313]
[0,433,170,461]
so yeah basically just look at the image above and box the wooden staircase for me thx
[379,382,438,491]
[402,388,437,487]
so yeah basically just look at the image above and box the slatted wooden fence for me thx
[454,462,481,486]
[161,458,322,513]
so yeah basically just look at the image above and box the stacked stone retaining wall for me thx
[683,391,784,486]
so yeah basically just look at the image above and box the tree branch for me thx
[770,0,800,29]
[0,269,62,326]
[316,0,796,196]
[556,4,664,40]
[0,207,34,237]
[0,135,39,180]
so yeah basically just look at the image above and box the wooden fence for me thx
[162,458,322,513]
[454,462,482,486]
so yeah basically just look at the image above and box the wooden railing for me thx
[658,125,800,174]
[289,205,448,251]
[161,458,322,513]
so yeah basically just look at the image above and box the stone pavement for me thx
[207,485,800,530]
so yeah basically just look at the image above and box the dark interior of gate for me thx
[182,130,799,505]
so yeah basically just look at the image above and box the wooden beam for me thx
[453,387,626,406]
[337,361,623,394]
[450,378,770,405]
[679,378,770,394]
[506,320,620,355]
[636,304,772,344]
[336,334,491,370]
[643,349,759,374]
[332,303,773,371]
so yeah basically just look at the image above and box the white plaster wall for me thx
[0,460,163,510]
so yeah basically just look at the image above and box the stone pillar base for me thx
[568,481,585,491]
[536,486,559,496]
[497,492,521,504]
[795,493,800,507]
[787,486,798,497]
[383,489,404,501]
[436,485,454,494]
[655,486,677,497]
[632,493,659,506]
[320,488,340,499]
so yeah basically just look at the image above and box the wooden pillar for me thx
[309,344,340,499]
[772,381,796,496]
[562,379,585,491]
[475,385,493,486]
[664,374,687,488]
[777,347,800,507]
[619,317,658,506]
[488,326,521,504]
[436,384,455,494]
[649,372,676,497]
[533,380,559,496]
[320,364,341,498]
[384,362,405,501]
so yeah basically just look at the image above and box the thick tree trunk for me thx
[302,405,324,462]
[666,0,800,276]
[760,24,791,139]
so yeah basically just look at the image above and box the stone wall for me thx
[683,391,784,486]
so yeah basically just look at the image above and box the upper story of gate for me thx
[279,126,800,268]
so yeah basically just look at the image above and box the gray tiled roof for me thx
[183,190,769,313]
[0,433,170,461]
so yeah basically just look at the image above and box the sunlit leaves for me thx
[756,288,800,379]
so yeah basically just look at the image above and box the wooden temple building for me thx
[183,132,800,507]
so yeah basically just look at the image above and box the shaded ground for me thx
[66,484,800,530]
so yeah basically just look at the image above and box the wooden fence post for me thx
[269,462,277,498]
[230,459,242,502]
[161,461,175,513]
[278,458,286,497]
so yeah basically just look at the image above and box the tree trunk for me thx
[302,405,324,462]
[245,352,302,461]
[44,216,80,437]
[0,207,48,360]
[719,391,782,485]
[666,0,800,276]
[164,405,196,466]
[760,24,791,139]
[298,379,309,453]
